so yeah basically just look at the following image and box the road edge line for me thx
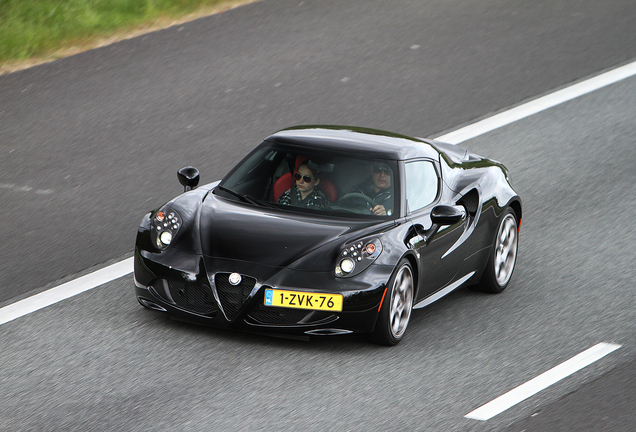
[0,257,133,325]
[464,342,622,421]
[436,60,636,144]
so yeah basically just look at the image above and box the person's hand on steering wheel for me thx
[371,204,387,216]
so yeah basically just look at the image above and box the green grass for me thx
[0,0,245,64]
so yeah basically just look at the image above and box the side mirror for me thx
[431,205,466,226]
[177,166,200,192]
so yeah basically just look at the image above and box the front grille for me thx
[168,281,217,315]
[247,304,311,325]
[215,273,256,321]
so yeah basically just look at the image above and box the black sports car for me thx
[134,126,521,345]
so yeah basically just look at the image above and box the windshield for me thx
[216,143,399,219]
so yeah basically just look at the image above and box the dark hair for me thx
[297,162,319,179]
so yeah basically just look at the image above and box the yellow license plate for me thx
[264,289,343,312]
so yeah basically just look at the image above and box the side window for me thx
[405,160,438,212]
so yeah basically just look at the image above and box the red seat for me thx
[273,173,294,201]
[318,179,338,202]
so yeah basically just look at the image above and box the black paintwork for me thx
[134,126,521,338]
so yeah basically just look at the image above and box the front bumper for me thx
[134,248,392,337]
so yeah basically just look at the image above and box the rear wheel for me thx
[475,208,518,293]
[370,259,414,345]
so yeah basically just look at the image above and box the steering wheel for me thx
[337,192,377,214]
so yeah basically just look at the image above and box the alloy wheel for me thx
[494,214,518,286]
[389,264,413,338]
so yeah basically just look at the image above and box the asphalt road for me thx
[1,0,636,430]
[2,0,636,304]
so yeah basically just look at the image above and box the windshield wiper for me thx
[216,186,276,208]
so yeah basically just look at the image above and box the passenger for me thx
[354,163,394,216]
[277,162,330,209]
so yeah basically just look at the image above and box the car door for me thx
[403,160,467,299]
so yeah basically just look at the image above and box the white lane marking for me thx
[2,60,636,326]
[436,60,636,144]
[465,343,622,421]
[0,183,54,195]
[0,257,133,326]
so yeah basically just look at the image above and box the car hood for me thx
[198,193,376,270]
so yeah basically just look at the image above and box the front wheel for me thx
[370,259,414,346]
[474,208,518,293]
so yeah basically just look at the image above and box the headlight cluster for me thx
[150,207,182,250]
[335,238,382,278]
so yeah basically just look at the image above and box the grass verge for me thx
[0,0,258,75]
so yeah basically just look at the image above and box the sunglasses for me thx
[373,166,391,175]
[294,173,314,183]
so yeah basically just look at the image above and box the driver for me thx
[277,162,330,209]
[353,163,394,216]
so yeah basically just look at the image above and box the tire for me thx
[370,259,414,346]
[474,207,518,293]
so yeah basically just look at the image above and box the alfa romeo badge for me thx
[228,272,242,285]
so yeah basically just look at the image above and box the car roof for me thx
[264,125,440,161]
